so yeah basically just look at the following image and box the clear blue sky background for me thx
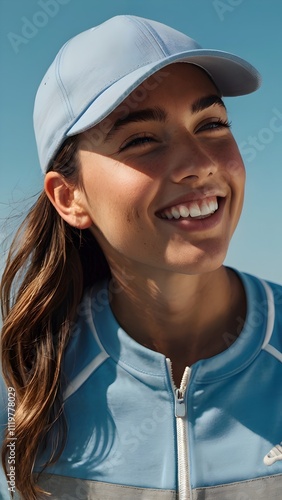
[1,0,282,283]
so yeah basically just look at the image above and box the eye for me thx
[197,118,232,133]
[119,135,155,151]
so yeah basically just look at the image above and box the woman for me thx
[1,14,282,500]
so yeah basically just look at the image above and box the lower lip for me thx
[157,198,226,232]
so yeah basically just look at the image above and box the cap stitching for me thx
[55,42,75,122]
[127,16,168,58]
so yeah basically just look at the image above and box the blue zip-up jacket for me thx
[1,271,282,499]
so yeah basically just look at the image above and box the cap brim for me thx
[66,49,261,137]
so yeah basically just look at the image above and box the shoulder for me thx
[235,269,282,307]
[238,270,282,359]
[62,282,112,400]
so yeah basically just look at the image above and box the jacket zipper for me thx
[166,359,191,500]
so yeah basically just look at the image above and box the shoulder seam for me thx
[63,351,109,400]
[260,280,275,349]
[260,279,282,361]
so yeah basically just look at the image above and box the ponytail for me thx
[1,138,110,498]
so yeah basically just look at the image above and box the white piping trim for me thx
[260,280,282,362]
[260,280,275,349]
[63,290,110,400]
[263,344,282,363]
[63,351,109,400]
[87,289,109,354]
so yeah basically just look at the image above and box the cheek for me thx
[83,165,158,232]
[219,140,246,185]
[226,158,246,182]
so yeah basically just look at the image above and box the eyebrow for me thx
[191,94,226,114]
[104,107,167,142]
[103,94,226,142]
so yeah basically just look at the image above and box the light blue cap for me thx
[33,15,261,173]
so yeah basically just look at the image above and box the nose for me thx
[169,132,218,183]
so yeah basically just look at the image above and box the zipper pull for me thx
[174,366,190,418]
[175,388,186,417]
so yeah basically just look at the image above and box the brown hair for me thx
[0,137,110,498]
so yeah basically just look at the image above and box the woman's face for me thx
[76,63,245,277]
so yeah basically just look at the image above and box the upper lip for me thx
[155,188,227,214]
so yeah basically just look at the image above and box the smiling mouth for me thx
[157,196,220,220]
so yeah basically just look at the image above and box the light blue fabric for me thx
[1,271,282,498]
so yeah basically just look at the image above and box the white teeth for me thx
[200,201,211,216]
[160,197,220,220]
[164,210,173,220]
[189,203,202,218]
[179,205,190,217]
[171,207,181,219]
[208,199,218,213]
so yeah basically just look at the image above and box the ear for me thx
[44,172,92,229]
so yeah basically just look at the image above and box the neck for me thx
[109,265,246,383]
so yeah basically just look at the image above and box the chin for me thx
[166,245,228,276]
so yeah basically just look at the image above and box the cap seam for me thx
[127,16,168,58]
[55,42,75,121]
